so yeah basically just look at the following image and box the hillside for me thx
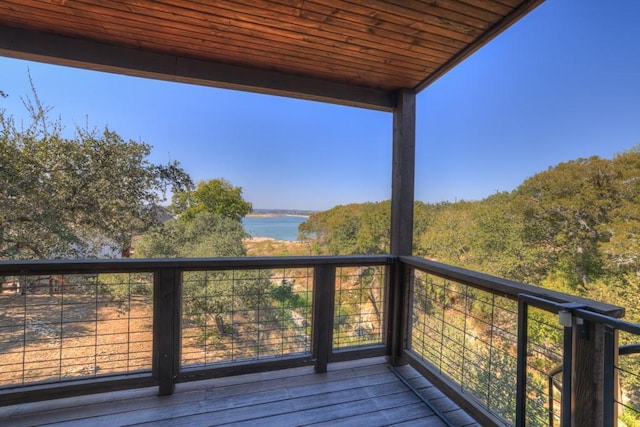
[299,147,640,323]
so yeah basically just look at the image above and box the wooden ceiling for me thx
[0,0,543,110]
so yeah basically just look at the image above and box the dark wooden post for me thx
[572,320,606,426]
[312,264,336,373]
[388,89,416,365]
[153,268,181,396]
[390,88,416,256]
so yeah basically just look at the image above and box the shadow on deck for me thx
[0,357,478,427]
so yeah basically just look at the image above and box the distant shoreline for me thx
[243,236,302,243]
[245,213,309,218]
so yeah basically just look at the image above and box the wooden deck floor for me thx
[0,358,479,427]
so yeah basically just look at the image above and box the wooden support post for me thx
[153,268,181,396]
[389,261,411,366]
[312,264,336,373]
[573,320,606,426]
[390,88,416,256]
[388,89,416,365]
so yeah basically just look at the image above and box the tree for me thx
[135,212,247,259]
[136,211,263,336]
[0,85,192,259]
[171,178,252,222]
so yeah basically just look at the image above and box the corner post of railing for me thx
[573,317,606,426]
[389,257,409,366]
[312,264,335,373]
[153,267,181,396]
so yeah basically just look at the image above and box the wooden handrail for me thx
[400,255,624,317]
[0,255,394,275]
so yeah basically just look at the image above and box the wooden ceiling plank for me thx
[380,0,493,30]
[192,6,443,71]
[7,0,430,84]
[494,0,531,8]
[141,2,464,71]
[0,10,322,84]
[296,0,471,53]
[82,1,436,77]
[74,0,444,74]
[418,0,504,22]
[0,9,423,89]
[174,0,472,53]
[296,8,454,61]
[299,0,470,51]
[342,0,481,41]
[0,24,396,111]
[457,0,514,15]
[180,0,455,68]
[0,0,544,106]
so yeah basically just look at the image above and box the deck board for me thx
[1,358,478,427]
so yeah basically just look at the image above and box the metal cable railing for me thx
[407,269,563,425]
[400,255,637,427]
[0,256,391,405]
[180,267,314,367]
[1,255,637,426]
[0,273,153,389]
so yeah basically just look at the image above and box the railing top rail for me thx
[400,255,625,318]
[0,255,394,275]
[574,307,640,335]
[619,344,640,356]
[2,254,625,318]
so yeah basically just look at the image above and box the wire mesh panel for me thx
[181,267,313,367]
[0,273,153,389]
[409,270,567,425]
[526,306,563,426]
[333,266,386,349]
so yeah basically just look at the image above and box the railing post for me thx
[153,268,181,395]
[573,319,606,426]
[312,264,335,373]
[389,259,409,365]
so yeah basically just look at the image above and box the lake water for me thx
[242,215,309,241]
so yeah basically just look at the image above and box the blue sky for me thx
[1,0,639,211]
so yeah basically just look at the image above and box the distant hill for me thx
[299,148,640,323]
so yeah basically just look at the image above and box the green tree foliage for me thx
[304,149,640,321]
[135,212,247,259]
[171,178,252,222]
[300,201,441,256]
[303,148,640,424]
[135,205,269,337]
[0,84,192,259]
[299,202,391,255]
[299,203,363,254]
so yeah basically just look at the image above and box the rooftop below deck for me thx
[0,357,477,427]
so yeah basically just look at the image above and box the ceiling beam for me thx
[0,25,395,111]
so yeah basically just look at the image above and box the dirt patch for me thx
[243,237,315,257]
[0,293,153,386]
